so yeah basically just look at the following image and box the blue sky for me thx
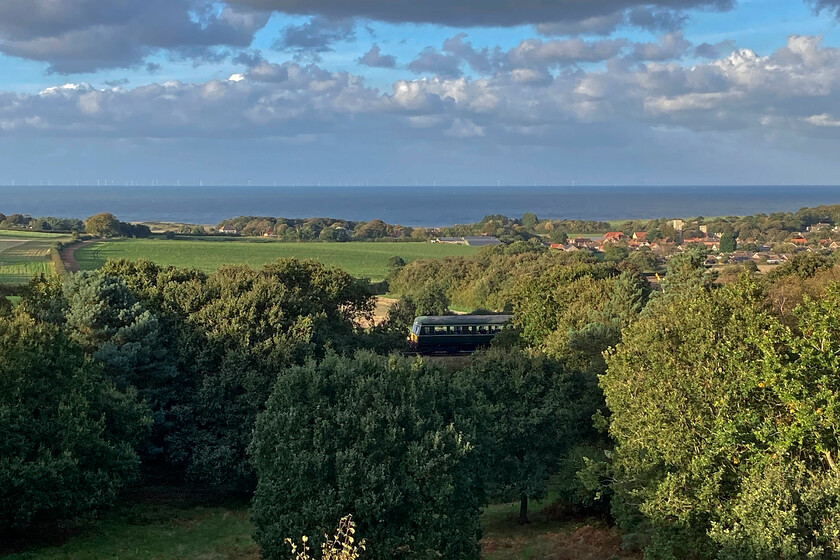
[1,0,840,185]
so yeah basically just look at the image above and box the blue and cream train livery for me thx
[408,314,514,354]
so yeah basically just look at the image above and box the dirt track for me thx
[60,240,94,274]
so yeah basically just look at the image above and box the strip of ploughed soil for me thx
[60,240,94,274]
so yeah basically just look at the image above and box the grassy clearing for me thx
[3,500,257,560]
[75,238,478,280]
[5,479,634,560]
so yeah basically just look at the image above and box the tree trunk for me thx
[518,494,529,524]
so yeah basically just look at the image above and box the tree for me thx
[413,284,450,316]
[84,212,123,237]
[719,231,736,252]
[603,243,629,263]
[549,230,569,244]
[602,278,840,558]
[103,258,374,490]
[521,212,538,231]
[462,348,600,524]
[0,316,150,530]
[250,352,483,560]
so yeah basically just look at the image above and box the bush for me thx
[250,352,483,560]
[602,278,840,558]
[0,316,151,530]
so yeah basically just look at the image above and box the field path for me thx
[60,240,95,274]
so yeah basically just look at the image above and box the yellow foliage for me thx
[285,515,366,560]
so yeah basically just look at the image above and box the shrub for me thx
[0,316,150,530]
[250,352,483,560]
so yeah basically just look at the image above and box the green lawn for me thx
[4,486,630,560]
[0,233,71,284]
[75,238,479,280]
[3,500,257,560]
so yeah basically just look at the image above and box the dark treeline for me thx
[216,216,427,241]
[0,212,83,232]
[216,214,612,243]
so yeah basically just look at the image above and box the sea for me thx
[3,185,840,227]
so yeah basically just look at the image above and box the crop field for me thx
[75,238,479,280]
[0,232,70,284]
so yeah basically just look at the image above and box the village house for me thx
[632,231,648,241]
[602,231,627,243]
[218,225,238,234]
[791,236,809,246]
[670,219,685,231]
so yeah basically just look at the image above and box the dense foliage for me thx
[0,212,83,232]
[13,201,840,557]
[84,212,151,238]
[461,347,602,523]
[17,258,376,492]
[0,315,150,530]
[217,216,425,241]
[250,352,483,560]
[603,274,840,559]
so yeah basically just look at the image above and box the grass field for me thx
[3,483,634,560]
[0,232,71,284]
[75,238,479,280]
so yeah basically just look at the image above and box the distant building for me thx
[791,236,809,245]
[434,236,502,247]
[218,225,238,234]
[602,231,627,243]
[699,225,708,234]
[463,236,502,247]
[670,219,685,231]
[632,231,648,241]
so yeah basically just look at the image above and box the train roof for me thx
[412,315,513,325]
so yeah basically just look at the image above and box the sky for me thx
[1,0,840,186]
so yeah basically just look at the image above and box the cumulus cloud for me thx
[226,0,734,27]
[535,6,688,35]
[407,32,693,78]
[409,49,464,78]
[0,0,270,73]
[3,34,840,151]
[694,39,737,59]
[358,45,397,68]
[628,31,692,61]
[274,16,356,53]
[808,0,840,17]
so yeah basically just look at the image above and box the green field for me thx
[75,238,479,280]
[0,232,70,284]
[3,482,628,560]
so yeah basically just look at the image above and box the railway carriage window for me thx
[421,326,431,335]
[479,326,488,334]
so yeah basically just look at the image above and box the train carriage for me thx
[408,314,513,354]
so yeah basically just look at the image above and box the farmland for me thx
[74,237,479,280]
[0,231,70,284]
